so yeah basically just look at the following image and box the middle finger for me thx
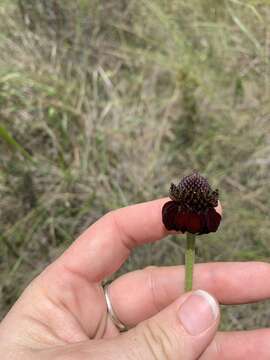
[108,261,270,327]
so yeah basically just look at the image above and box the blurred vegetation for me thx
[0,0,269,330]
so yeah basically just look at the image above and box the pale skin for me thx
[0,198,270,359]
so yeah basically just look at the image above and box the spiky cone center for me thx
[169,172,218,213]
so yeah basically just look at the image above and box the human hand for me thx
[0,199,269,359]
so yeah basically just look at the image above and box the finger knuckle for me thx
[138,320,176,360]
[143,266,166,312]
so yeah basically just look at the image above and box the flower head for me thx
[162,172,221,234]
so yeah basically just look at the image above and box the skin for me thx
[0,198,269,359]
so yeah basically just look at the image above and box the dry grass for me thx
[0,0,270,330]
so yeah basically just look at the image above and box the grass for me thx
[0,0,269,331]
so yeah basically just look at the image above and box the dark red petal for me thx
[180,212,205,234]
[205,208,222,232]
[175,211,189,233]
[162,201,179,231]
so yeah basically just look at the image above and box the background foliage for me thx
[0,0,269,330]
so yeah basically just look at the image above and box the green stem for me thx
[185,232,196,292]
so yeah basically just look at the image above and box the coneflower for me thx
[162,172,221,291]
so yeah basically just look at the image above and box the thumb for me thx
[107,290,220,360]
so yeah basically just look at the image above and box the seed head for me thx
[169,172,219,213]
[162,172,221,234]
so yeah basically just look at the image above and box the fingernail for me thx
[179,290,219,335]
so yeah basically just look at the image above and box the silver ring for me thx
[103,285,128,332]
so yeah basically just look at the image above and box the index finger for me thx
[55,198,173,282]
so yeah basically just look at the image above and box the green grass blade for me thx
[0,123,34,162]
[228,7,262,52]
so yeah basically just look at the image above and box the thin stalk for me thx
[185,232,196,292]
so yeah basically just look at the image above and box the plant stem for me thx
[185,232,196,292]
